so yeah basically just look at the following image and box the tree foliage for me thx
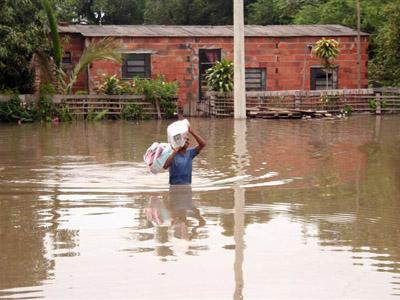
[247,0,306,25]
[0,0,48,93]
[369,0,400,86]
[143,0,234,25]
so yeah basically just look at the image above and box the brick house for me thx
[58,24,368,110]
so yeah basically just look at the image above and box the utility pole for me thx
[234,0,246,119]
[356,0,361,89]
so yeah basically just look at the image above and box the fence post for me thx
[375,92,381,115]
[294,91,301,109]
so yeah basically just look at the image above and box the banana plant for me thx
[314,38,340,90]
[205,59,234,93]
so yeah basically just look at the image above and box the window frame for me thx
[245,68,267,91]
[122,53,151,79]
[310,66,338,90]
[62,51,72,64]
[198,49,221,100]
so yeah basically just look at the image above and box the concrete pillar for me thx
[234,0,247,119]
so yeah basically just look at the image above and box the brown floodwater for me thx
[0,116,399,299]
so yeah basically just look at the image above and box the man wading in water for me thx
[163,125,206,238]
[163,126,206,185]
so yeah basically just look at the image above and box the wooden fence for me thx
[199,88,400,117]
[53,94,159,117]
[0,94,165,118]
[2,89,400,118]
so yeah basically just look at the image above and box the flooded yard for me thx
[0,116,399,299]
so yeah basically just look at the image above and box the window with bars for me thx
[245,68,266,91]
[62,51,72,64]
[310,67,338,90]
[122,54,151,79]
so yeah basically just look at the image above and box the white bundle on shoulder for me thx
[167,119,190,149]
[143,142,173,174]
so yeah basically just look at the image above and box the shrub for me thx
[343,105,353,116]
[59,105,74,122]
[133,75,178,118]
[205,59,234,93]
[96,74,178,118]
[0,94,36,123]
[97,75,134,95]
[86,108,108,121]
[122,103,149,120]
[36,84,58,122]
[98,75,122,95]
[369,98,387,110]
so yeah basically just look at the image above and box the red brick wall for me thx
[62,35,368,107]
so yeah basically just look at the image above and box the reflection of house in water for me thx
[244,119,373,188]
[198,116,400,293]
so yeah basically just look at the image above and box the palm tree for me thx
[63,38,122,94]
[314,38,340,90]
[39,0,122,94]
[40,0,62,68]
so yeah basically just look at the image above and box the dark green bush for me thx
[121,103,149,120]
[59,105,74,122]
[205,59,234,93]
[86,108,108,121]
[369,99,387,110]
[36,84,59,122]
[0,94,36,123]
[133,75,178,118]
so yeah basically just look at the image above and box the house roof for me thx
[58,24,368,38]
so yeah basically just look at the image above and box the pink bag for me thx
[143,142,173,174]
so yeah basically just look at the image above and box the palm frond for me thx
[40,0,62,68]
[64,38,122,94]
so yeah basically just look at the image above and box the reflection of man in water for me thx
[163,126,206,185]
[146,193,206,241]
[168,185,206,240]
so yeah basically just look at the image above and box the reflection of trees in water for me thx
[0,197,54,290]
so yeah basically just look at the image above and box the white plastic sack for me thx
[167,119,190,149]
[143,142,173,174]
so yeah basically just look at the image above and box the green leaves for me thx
[133,75,178,118]
[64,38,122,94]
[0,0,48,93]
[122,103,149,120]
[40,0,62,67]
[313,38,340,89]
[0,94,36,122]
[205,59,234,93]
[369,0,400,86]
[314,38,340,70]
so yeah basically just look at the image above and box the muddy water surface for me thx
[0,116,399,299]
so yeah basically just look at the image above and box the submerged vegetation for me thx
[0,73,178,123]
[97,74,178,119]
